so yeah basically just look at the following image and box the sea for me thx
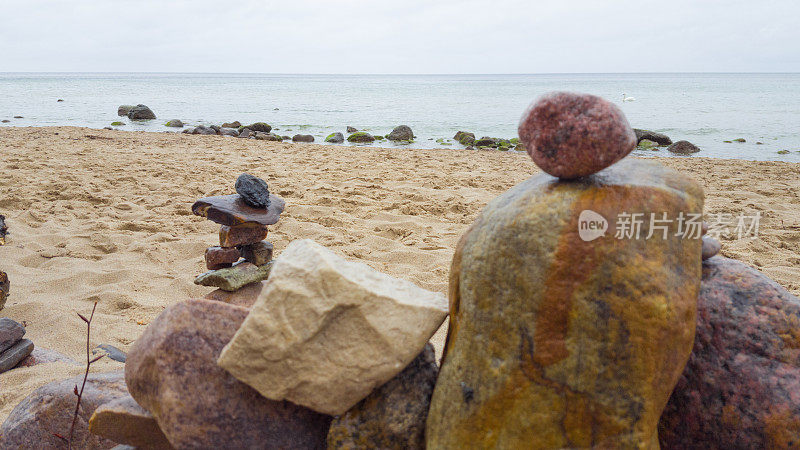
[1,73,799,162]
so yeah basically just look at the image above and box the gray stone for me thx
[0,317,24,354]
[117,105,135,116]
[701,236,721,260]
[325,132,344,143]
[0,339,33,373]
[246,122,272,133]
[126,104,156,120]
[235,173,271,209]
[634,129,672,146]
[346,126,358,133]
[292,134,315,143]
[219,127,239,137]
[240,241,274,266]
[164,119,183,127]
[387,125,414,141]
[667,140,701,154]
[93,344,127,363]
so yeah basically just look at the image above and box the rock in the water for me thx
[14,346,78,368]
[125,299,332,449]
[701,236,721,260]
[92,344,127,363]
[240,240,273,266]
[219,223,269,247]
[205,245,241,270]
[217,239,448,416]
[204,280,267,308]
[518,91,637,179]
[346,126,358,133]
[194,261,273,292]
[192,193,284,226]
[637,139,658,149]
[219,128,239,137]
[164,119,183,127]
[386,125,414,141]
[327,343,438,450]
[0,339,33,373]
[126,104,156,120]
[453,131,475,145]
[235,173,271,209]
[292,134,314,143]
[473,137,497,147]
[238,128,253,138]
[0,371,127,449]
[659,257,800,448]
[0,317,24,354]
[222,121,241,128]
[325,132,344,143]
[88,394,172,450]
[255,131,282,141]
[191,125,217,135]
[427,158,704,448]
[347,132,375,143]
[667,140,701,154]
[634,129,673,146]
[117,105,135,116]
[246,122,272,133]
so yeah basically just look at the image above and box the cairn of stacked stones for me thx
[192,173,284,292]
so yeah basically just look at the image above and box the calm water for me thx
[1,73,799,162]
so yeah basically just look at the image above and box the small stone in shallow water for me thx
[701,236,721,260]
[518,91,637,179]
[0,317,24,354]
[325,132,344,143]
[219,223,269,248]
[235,173,271,209]
[0,339,34,373]
[387,125,414,141]
[346,126,358,133]
[205,246,241,270]
[347,132,375,143]
[194,261,274,292]
[667,140,701,154]
[240,240,273,266]
[192,194,285,226]
[293,134,314,143]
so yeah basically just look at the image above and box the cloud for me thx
[0,0,797,72]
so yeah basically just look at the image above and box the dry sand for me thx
[1,126,799,422]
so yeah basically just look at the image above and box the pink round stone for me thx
[518,91,636,179]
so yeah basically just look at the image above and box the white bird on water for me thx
[622,93,636,102]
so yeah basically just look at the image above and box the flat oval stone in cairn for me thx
[235,173,271,209]
[426,159,704,448]
[192,193,284,227]
[125,299,331,448]
[518,91,637,179]
[219,223,269,248]
[194,261,273,292]
[659,257,800,448]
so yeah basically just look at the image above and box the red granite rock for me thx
[219,223,269,248]
[518,91,636,179]
[125,299,331,448]
[205,246,241,270]
[192,194,284,227]
[659,257,800,448]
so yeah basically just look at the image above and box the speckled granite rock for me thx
[659,257,800,448]
[125,299,331,449]
[427,158,704,448]
[0,371,127,449]
[88,394,172,449]
[218,239,448,416]
[518,91,636,179]
[327,343,437,450]
[192,193,284,227]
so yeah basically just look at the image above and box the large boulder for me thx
[217,239,449,416]
[519,91,636,179]
[667,140,700,154]
[386,125,414,141]
[634,128,672,146]
[0,372,127,449]
[327,343,438,450]
[126,104,156,120]
[659,257,800,448]
[427,158,704,448]
[246,122,272,133]
[125,299,331,449]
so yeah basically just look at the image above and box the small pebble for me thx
[701,236,721,260]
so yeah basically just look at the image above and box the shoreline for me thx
[0,126,799,422]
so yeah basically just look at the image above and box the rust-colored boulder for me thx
[125,299,331,449]
[426,159,704,448]
[327,343,438,450]
[204,245,240,270]
[659,257,800,448]
[0,372,127,449]
[518,91,636,179]
[88,394,172,449]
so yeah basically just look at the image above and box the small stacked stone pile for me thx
[0,318,33,374]
[192,173,285,292]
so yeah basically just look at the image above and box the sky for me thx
[1,0,799,74]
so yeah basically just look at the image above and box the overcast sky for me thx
[1,0,798,73]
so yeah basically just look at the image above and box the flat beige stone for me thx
[88,394,173,449]
[217,239,448,416]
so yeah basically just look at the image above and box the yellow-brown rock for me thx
[88,394,173,449]
[426,159,704,449]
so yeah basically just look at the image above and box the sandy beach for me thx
[1,126,799,422]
